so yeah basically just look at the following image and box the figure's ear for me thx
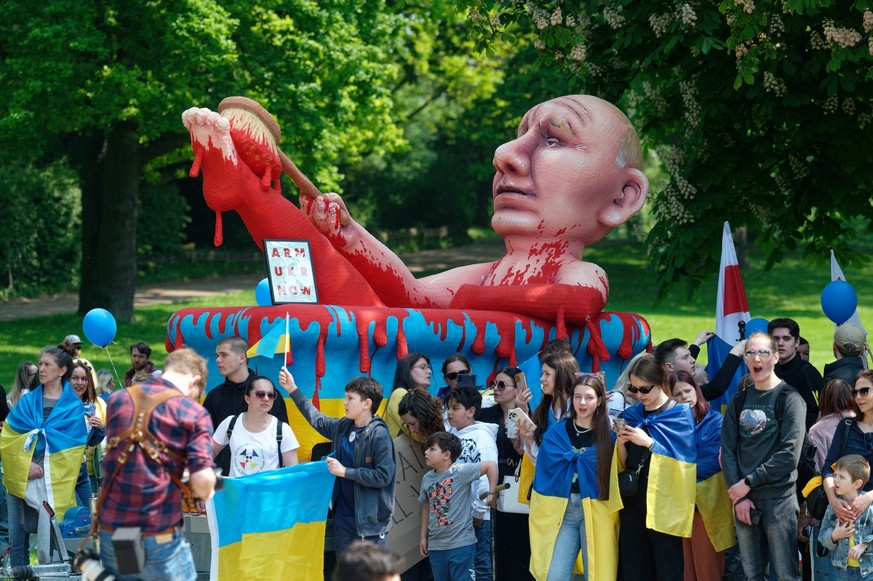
[597,168,649,228]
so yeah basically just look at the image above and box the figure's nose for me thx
[493,132,534,176]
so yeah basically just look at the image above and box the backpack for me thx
[227,414,285,469]
[734,384,816,485]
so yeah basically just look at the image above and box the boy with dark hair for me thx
[419,431,498,581]
[768,317,823,427]
[333,540,405,581]
[819,454,873,577]
[444,385,498,581]
[279,369,396,555]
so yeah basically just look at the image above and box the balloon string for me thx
[104,342,123,390]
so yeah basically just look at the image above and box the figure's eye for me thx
[545,137,561,147]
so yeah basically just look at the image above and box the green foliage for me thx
[457,0,873,299]
[136,185,192,257]
[0,160,81,299]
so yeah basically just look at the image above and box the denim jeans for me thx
[429,544,475,581]
[735,494,800,581]
[0,474,9,548]
[75,462,92,507]
[331,519,387,556]
[547,494,589,580]
[473,517,493,581]
[6,494,29,567]
[99,529,196,581]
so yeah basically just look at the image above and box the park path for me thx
[0,239,505,322]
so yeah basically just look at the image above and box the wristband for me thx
[744,476,752,488]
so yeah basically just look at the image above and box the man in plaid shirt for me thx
[98,348,215,580]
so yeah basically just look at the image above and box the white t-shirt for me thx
[213,413,300,478]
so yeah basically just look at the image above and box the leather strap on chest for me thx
[105,385,186,465]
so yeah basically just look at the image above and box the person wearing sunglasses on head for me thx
[822,372,873,537]
[616,354,697,581]
[212,376,299,477]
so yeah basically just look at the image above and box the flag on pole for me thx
[706,222,751,408]
[830,249,865,332]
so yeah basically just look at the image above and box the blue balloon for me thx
[745,317,769,337]
[821,280,858,325]
[82,308,117,348]
[255,278,273,306]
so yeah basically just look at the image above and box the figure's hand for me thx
[278,367,298,394]
[831,496,857,523]
[728,479,752,505]
[735,498,756,526]
[851,491,873,517]
[849,541,867,561]
[515,383,532,413]
[485,492,498,510]
[832,519,856,542]
[694,330,715,346]
[420,537,428,556]
[517,417,535,446]
[27,462,44,480]
[326,457,346,478]
[308,193,352,240]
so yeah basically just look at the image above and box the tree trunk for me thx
[78,122,141,322]
[734,226,750,269]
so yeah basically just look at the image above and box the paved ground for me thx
[0,239,506,322]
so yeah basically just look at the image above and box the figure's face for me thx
[797,343,810,362]
[245,379,276,412]
[130,348,148,371]
[770,327,798,363]
[833,468,859,497]
[400,412,422,437]
[71,367,89,397]
[629,374,663,408]
[671,381,697,408]
[215,345,245,377]
[854,377,873,416]
[344,391,370,421]
[424,443,450,468]
[669,347,696,375]
[541,364,556,396]
[39,354,66,386]
[410,358,432,389]
[573,384,600,421]
[446,401,474,429]
[443,360,470,389]
[491,95,646,244]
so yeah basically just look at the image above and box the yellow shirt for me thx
[849,535,861,568]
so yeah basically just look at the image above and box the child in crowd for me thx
[419,432,498,581]
[279,368,396,555]
[444,385,499,581]
[819,454,873,578]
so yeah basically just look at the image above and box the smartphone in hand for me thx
[507,407,534,440]
[514,372,528,394]
[613,417,627,431]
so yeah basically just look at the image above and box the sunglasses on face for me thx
[627,384,655,395]
[253,390,278,400]
[445,370,471,381]
[853,387,872,398]
[743,349,772,359]
[488,380,515,391]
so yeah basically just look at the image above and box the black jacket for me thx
[823,356,865,386]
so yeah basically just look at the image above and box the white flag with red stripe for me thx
[830,249,865,332]
[715,221,751,342]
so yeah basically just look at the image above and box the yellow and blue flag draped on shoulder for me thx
[0,382,87,518]
[207,461,335,581]
[529,419,623,581]
[694,409,735,551]
[623,402,697,537]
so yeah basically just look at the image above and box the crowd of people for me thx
[0,315,869,581]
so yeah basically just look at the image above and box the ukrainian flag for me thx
[623,402,697,537]
[0,382,87,519]
[529,419,623,580]
[207,461,335,580]
[694,409,735,551]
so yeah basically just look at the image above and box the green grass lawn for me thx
[1,238,870,385]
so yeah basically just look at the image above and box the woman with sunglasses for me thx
[70,358,107,504]
[477,366,535,580]
[809,378,858,578]
[822,371,873,531]
[616,354,696,580]
[213,376,299,477]
[438,353,472,399]
[669,370,733,581]
[385,352,433,437]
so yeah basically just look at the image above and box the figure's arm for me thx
[279,368,339,439]
[344,427,396,489]
[701,342,746,401]
[719,398,741,486]
[307,193,493,307]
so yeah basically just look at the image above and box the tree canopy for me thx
[460,0,873,298]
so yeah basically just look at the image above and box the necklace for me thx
[571,421,591,436]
